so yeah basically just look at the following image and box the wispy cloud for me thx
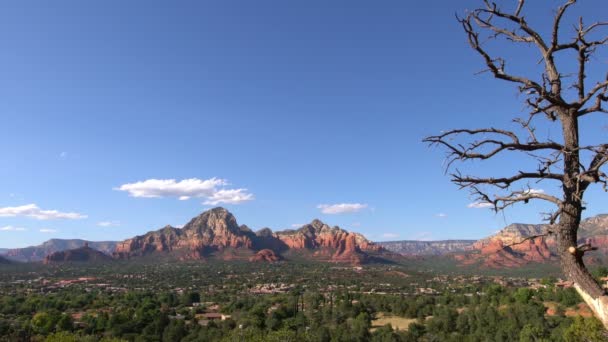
[291,223,305,228]
[0,225,27,232]
[436,213,447,218]
[39,228,58,233]
[467,202,493,209]
[97,221,120,227]
[382,233,399,239]
[59,152,68,159]
[203,189,254,205]
[317,203,368,214]
[0,204,87,220]
[116,178,254,205]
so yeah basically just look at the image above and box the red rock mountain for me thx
[44,244,113,264]
[114,208,254,260]
[249,249,282,263]
[455,215,608,268]
[113,207,388,264]
[274,220,383,264]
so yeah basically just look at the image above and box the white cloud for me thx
[382,233,399,239]
[0,204,87,220]
[39,228,58,233]
[436,213,448,218]
[467,202,493,209]
[203,189,254,205]
[0,225,27,232]
[97,221,120,227]
[59,152,68,159]
[116,178,226,198]
[317,203,368,214]
[291,223,305,228]
[116,178,254,206]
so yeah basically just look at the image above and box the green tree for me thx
[162,320,186,342]
[56,314,73,332]
[45,332,79,342]
[564,316,608,342]
[519,324,549,342]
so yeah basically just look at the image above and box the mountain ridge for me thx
[5,210,608,268]
[113,207,389,265]
[378,240,476,256]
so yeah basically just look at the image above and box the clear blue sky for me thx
[1,0,607,248]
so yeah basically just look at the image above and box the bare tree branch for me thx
[453,171,563,189]
[501,231,554,250]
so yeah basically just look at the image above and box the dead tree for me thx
[424,0,608,327]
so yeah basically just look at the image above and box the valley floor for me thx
[0,261,606,341]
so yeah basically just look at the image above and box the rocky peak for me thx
[309,219,326,230]
[255,228,274,238]
[182,207,241,235]
[299,219,345,236]
[114,207,254,259]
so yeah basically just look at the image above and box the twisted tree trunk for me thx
[560,112,608,328]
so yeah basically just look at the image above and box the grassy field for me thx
[371,313,418,332]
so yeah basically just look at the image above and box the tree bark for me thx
[557,212,608,326]
[559,112,608,328]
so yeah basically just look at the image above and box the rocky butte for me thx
[454,215,608,268]
[44,243,113,264]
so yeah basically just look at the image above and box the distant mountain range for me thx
[377,240,476,255]
[7,207,391,265]
[4,209,608,268]
[3,239,117,263]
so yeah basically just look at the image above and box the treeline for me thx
[0,280,607,341]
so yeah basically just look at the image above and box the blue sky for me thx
[1,0,607,248]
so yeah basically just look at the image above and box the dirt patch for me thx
[565,303,593,318]
[370,313,420,332]
[543,301,559,316]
